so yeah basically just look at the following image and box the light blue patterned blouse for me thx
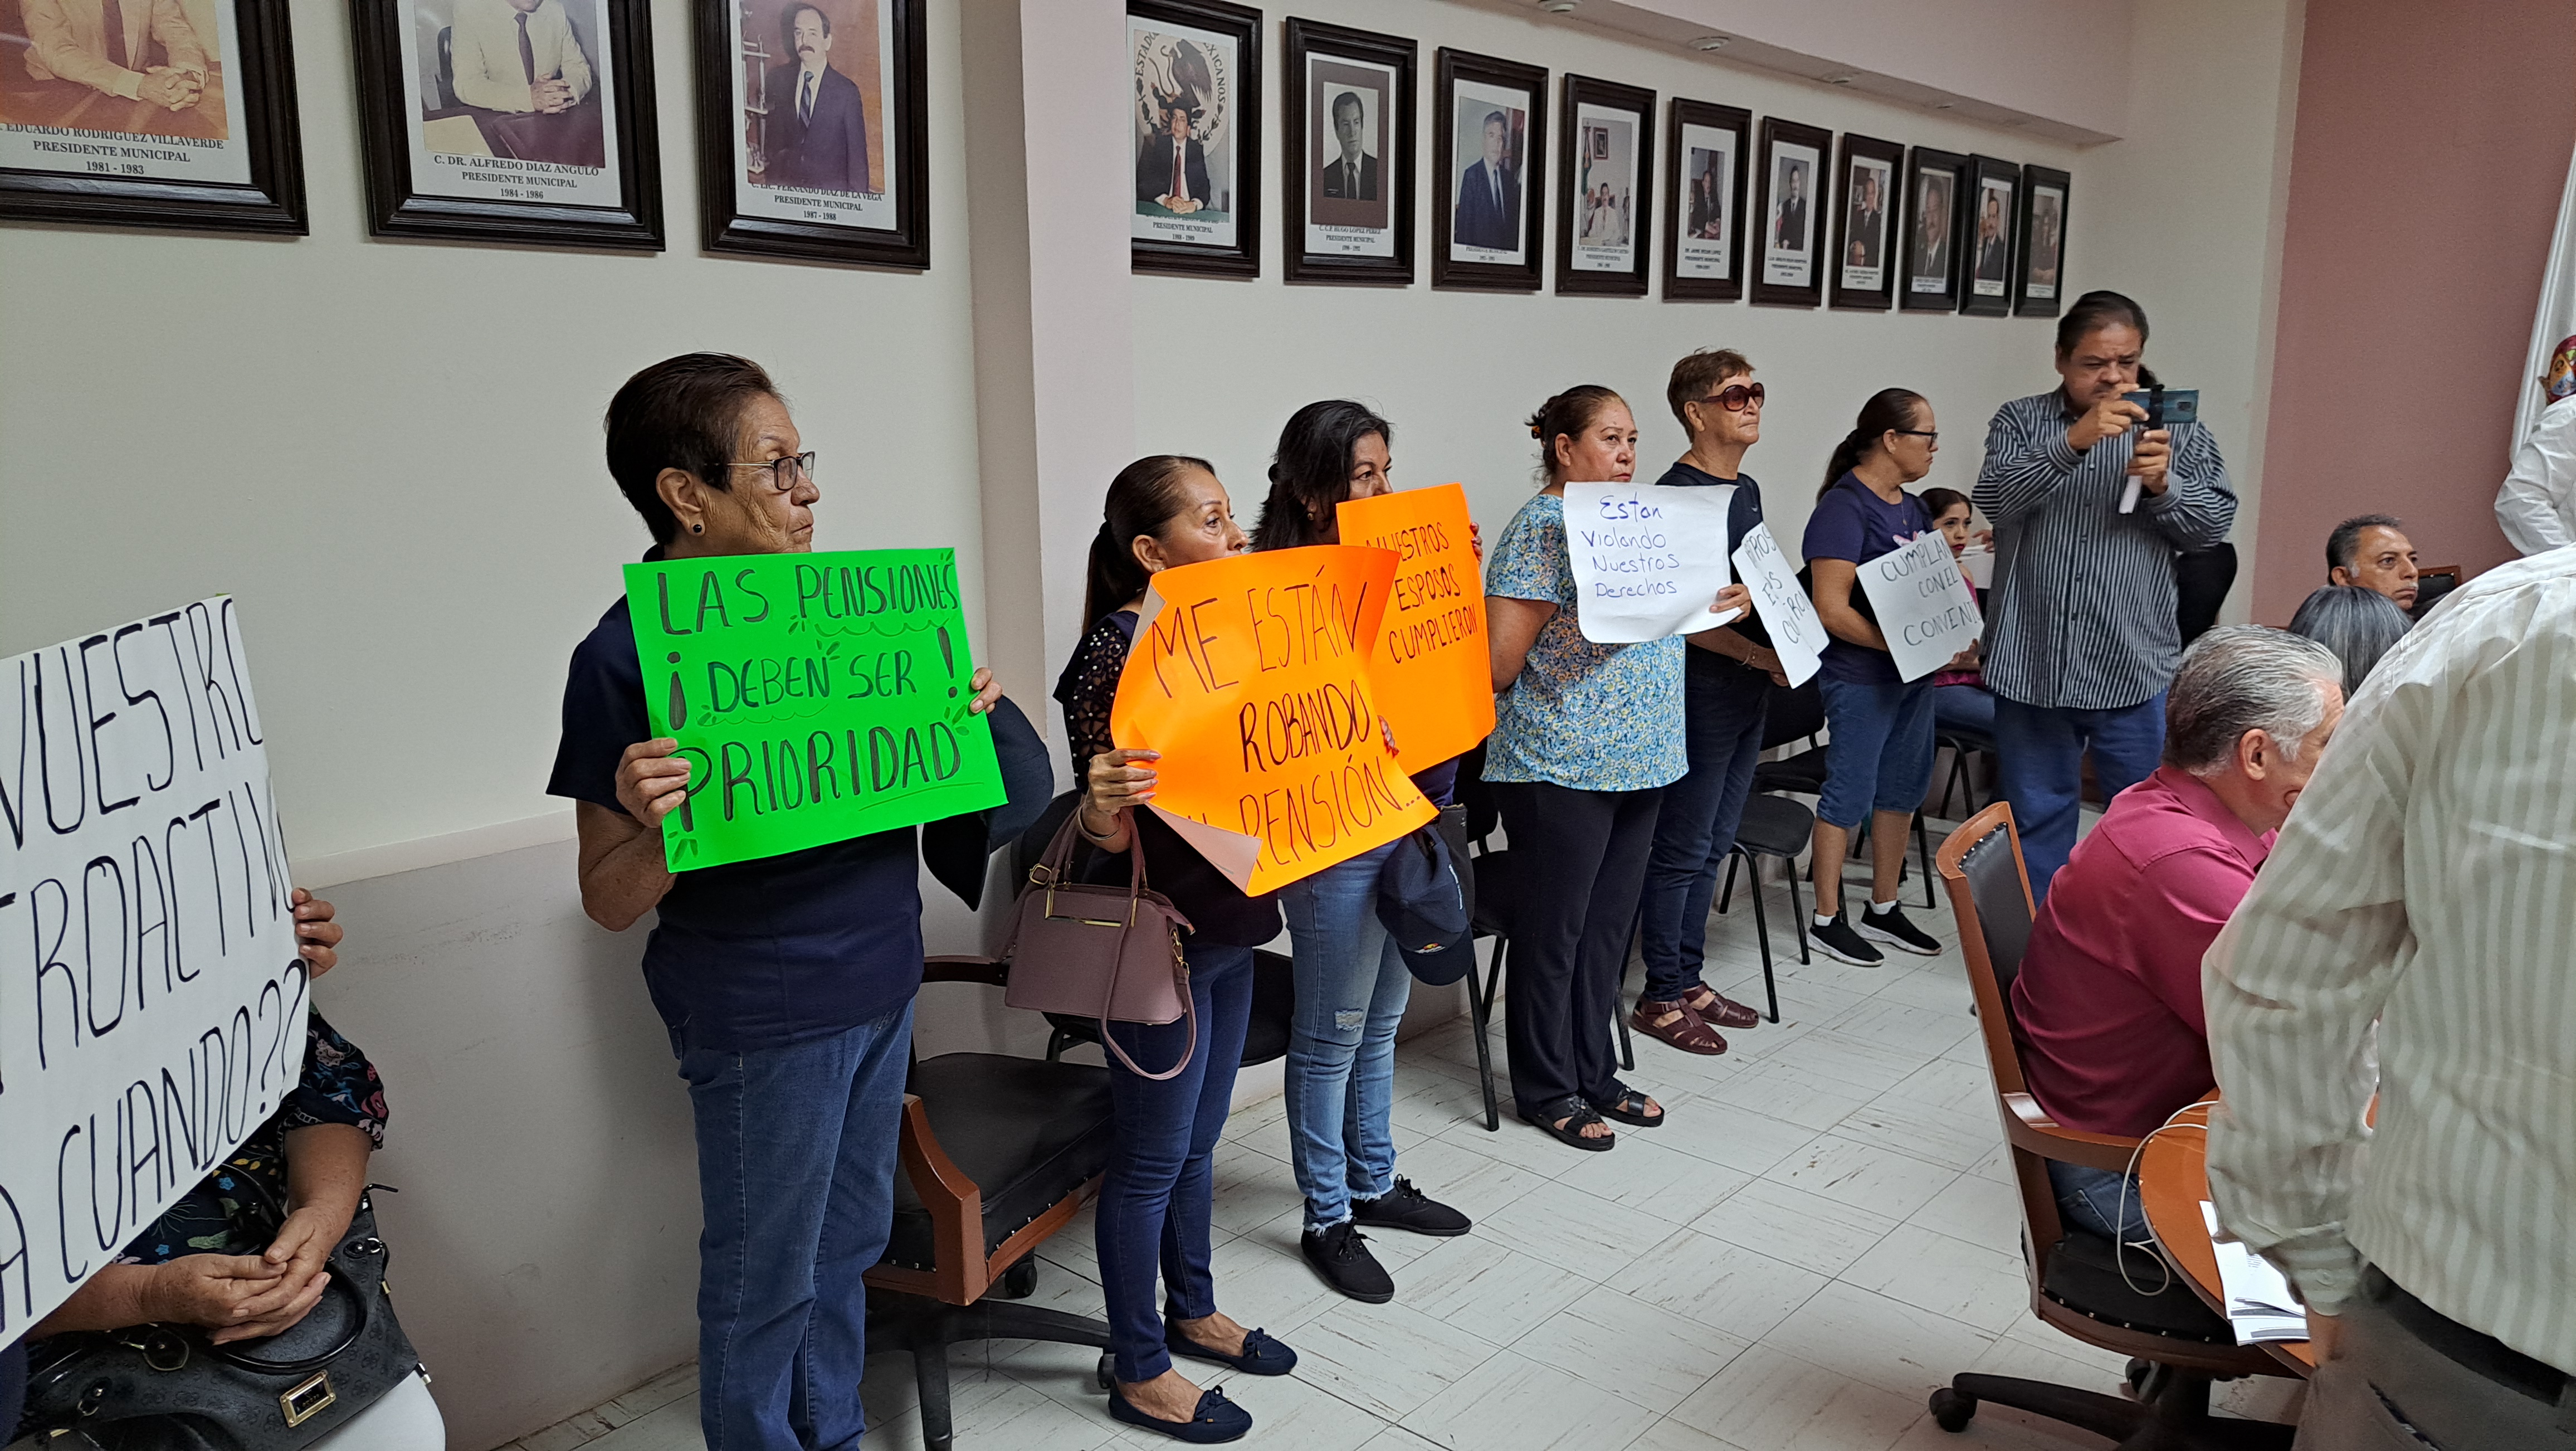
[1481,492,1686,792]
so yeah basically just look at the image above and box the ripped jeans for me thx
[1280,841,1412,1233]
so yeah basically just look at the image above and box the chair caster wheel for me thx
[1928,1387,1977,1432]
[1097,1353,1115,1392]
[997,1257,1038,1299]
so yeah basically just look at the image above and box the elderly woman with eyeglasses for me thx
[546,354,1048,1450]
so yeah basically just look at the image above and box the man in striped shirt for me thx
[1973,291,2237,899]
[2207,547,2576,1447]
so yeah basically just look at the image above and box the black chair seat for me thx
[2040,1230,2236,1345]
[1936,723,1996,754]
[1042,950,1296,1068]
[884,1053,1113,1273]
[1752,744,1830,796]
[1467,847,1517,939]
[1733,793,1814,856]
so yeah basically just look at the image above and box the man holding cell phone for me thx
[1974,290,2239,902]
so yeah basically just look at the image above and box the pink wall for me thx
[2255,0,2576,622]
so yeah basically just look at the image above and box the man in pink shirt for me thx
[2011,626,2345,1240]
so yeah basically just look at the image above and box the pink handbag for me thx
[1001,811,1198,1080]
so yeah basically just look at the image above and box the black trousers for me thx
[1494,780,1663,1120]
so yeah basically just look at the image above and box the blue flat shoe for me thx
[1165,1321,1298,1375]
[1107,1384,1253,1443]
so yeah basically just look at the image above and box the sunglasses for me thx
[1699,383,1765,412]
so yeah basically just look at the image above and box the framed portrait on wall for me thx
[1662,97,1748,303]
[1828,132,1899,311]
[694,0,926,267]
[1282,18,1413,286]
[0,0,305,232]
[2016,164,2068,317]
[1962,153,2017,315]
[1899,145,1965,313]
[1555,74,1652,297]
[1430,47,1543,293]
[1750,115,1828,307]
[350,0,661,248]
[1130,0,1260,278]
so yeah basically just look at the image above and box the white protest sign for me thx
[1563,482,1743,643]
[0,597,309,1337]
[1858,531,1985,682]
[1731,522,1824,686]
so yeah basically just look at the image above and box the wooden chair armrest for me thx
[893,1092,988,1301]
[923,954,1008,987]
[2002,1093,2145,1175]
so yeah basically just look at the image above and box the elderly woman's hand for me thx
[1085,748,1159,817]
[967,666,1003,715]
[614,738,694,828]
[1711,583,1753,621]
[138,1254,301,1335]
[290,889,342,977]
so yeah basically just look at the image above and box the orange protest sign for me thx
[1335,483,1495,771]
[1110,545,1438,894]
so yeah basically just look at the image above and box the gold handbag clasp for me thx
[280,1370,337,1426]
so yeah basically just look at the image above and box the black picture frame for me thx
[1282,18,1414,286]
[2015,163,2070,318]
[694,0,928,267]
[0,0,305,233]
[1898,145,1967,313]
[1960,153,2018,317]
[1661,96,1749,303]
[351,0,662,249]
[1430,47,1544,293]
[1749,115,1829,308]
[1554,73,1652,298]
[1827,132,1900,311]
[1130,0,1262,279]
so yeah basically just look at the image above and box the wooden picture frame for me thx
[1554,73,1652,298]
[1430,47,1544,293]
[1749,115,1829,307]
[1282,18,1414,286]
[1961,153,2018,316]
[1828,132,1900,311]
[351,0,662,249]
[694,0,928,267]
[1129,0,1261,279]
[1898,145,1967,313]
[2016,163,2070,317]
[1661,96,1749,303]
[0,0,305,233]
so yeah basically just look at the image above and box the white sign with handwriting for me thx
[1858,530,1985,682]
[1731,522,1823,686]
[1563,483,1742,644]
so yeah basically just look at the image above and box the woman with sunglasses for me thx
[1800,387,1950,969]
[1632,350,1790,1056]
[1484,386,1750,1151]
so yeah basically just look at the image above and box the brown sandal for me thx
[1631,999,1729,1055]
[1681,986,1760,1030]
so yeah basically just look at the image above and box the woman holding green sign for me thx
[548,354,1036,1451]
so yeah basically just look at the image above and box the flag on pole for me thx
[2514,144,2576,450]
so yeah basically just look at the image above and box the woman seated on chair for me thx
[1920,486,1997,739]
[23,895,447,1449]
[1056,455,1298,1443]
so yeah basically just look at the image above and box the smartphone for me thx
[2120,387,2200,431]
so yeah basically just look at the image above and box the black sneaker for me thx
[1810,912,1885,967]
[1351,1177,1471,1237]
[1859,903,1943,957]
[1300,1221,1395,1303]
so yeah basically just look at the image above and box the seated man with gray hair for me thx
[2008,625,2346,1240]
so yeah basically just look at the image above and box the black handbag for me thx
[21,1175,424,1451]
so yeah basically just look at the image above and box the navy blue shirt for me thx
[1803,472,1933,686]
[548,595,927,1053]
[1652,460,1772,680]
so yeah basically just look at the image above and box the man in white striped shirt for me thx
[2207,546,2576,1447]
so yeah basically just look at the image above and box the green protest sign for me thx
[622,548,1006,870]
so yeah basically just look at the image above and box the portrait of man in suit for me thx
[1686,149,1725,241]
[1772,159,1807,252]
[1137,92,1211,213]
[1847,164,1885,269]
[764,2,870,193]
[15,0,209,118]
[1452,106,1520,251]
[2028,191,2062,288]
[1319,88,1376,201]
[1911,173,1951,284]
[1975,184,2009,282]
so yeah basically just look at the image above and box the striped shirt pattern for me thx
[2204,548,2576,1375]
[1972,391,2237,710]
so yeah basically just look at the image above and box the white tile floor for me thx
[510,869,2303,1451]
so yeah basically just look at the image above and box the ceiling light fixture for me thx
[1824,74,1855,86]
[1690,35,1729,50]
[1539,0,1579,11]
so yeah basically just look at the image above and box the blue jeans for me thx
[1932,683,1997,737]
[2047,1160,2150,1241]
[1279,843,1410,1232]
[1640,663,1771,1001]
[1817,676,1937,830]
[1991,693,2167,903]
[1099,942,1255,1384]
[680,1004,915,1451]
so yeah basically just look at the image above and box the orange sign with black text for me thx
[1335,483,1495,772]
[1110,546,1439,894]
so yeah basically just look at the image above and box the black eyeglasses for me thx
[1699,383,1765,412]
[724,451,817,492]
[1892,429,1939,444]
